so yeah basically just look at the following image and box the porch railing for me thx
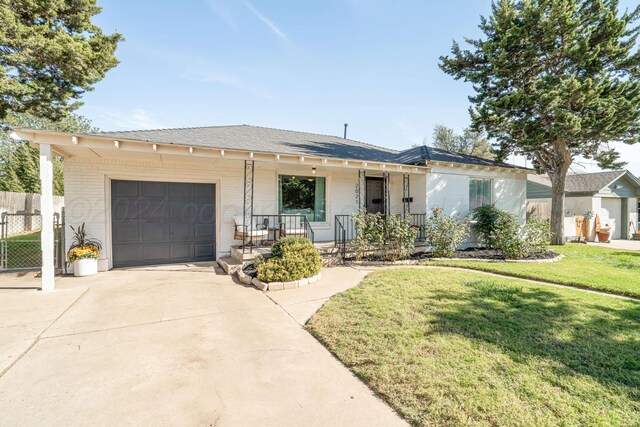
[243,214,315,254]
[334,213,427,257]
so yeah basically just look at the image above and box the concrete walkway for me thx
[0,264,405,427]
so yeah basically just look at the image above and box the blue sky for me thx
[82,0,640,174]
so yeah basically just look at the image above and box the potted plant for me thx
[597,225,611,243]
[67,223,102,277]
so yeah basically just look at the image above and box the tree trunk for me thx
[549,172,567,245]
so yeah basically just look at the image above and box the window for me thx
[278,175,326,222]
[469,178,492,212]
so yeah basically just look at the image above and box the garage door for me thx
[111,180,215,267]
[601,198,622,239]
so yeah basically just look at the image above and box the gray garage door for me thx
[111,180,215,267]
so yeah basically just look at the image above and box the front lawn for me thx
[308,268,640,426]
[428,244,640,298]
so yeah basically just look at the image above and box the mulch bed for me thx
[347,248,559,262]
[413,248,559,261]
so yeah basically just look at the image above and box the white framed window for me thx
[278,175,326,222]
[469,178,493,212]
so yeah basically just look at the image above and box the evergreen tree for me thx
[0,0,122,120]
[431,125,495,159]
[440,0,640,244]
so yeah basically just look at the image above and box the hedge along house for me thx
[527,170,640,241]
[10,125,530,291]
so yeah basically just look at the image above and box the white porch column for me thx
[39,143,55,291]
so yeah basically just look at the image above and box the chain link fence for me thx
[0,211,65,272]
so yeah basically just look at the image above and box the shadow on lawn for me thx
[425,281,640,398]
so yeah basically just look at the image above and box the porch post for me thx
[403,173,411,215]
[356,169,366,211]
[39,143,55,291]
[242,160,255,253]
[383,171,390,216]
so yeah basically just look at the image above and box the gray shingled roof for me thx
[97,125,399,163]
[95,124,524,169]
[394,145,526,169]
[530,170,634,194]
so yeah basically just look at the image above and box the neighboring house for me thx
[527,170,640,240]
[11,125,530,289]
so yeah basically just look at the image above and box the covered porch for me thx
[233,159,428,259]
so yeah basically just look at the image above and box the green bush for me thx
[471,204,502,248]
[423,208,468,258]
[257,237,322,282]
[384,214,419,261]
[350,211,418,261]
[491,212,551,259]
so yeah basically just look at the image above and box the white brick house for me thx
[11,125,531,290]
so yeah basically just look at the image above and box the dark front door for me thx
[111,180,215,268]
[366,178,385,214]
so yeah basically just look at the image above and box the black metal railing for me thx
[333,212,427,252]
[410,213,427,241]
[335,215,356,259]
[242,214,315,254]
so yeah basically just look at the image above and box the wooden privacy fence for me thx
[526,200,551,221]
[0,191,64,236]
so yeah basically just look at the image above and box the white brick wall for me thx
[64,155,526,269]
[427,166,527,221]
[64,157,386,268]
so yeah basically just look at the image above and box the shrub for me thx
[257,237,322,282]
[350,211,418,261]
[384,214,419,261]
[350,211,385,260]
[471,204,502,248]
[423,208,468,258]
[491,212,551,259]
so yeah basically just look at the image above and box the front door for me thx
[366,178,385,214]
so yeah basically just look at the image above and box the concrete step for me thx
[218,256,243,275]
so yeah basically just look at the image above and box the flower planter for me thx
[597,231,611,243]
[73,258,98,277]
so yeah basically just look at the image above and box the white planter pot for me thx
[73,258,98,277]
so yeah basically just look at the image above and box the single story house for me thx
[527,170,640,240]
[11,125,531,290]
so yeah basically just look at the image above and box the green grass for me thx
[428,244,640,298]
[307,268,640,426]
[4,231,42,268]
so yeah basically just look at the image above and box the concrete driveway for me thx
[0,264,406,427]
[590,238,640,251]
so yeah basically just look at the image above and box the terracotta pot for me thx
[597,231,611,243]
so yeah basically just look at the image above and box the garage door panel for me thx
[169,202,195,221]
[170,183,194,198]
[170,243,193,260]
[113,200,140,220]
[195,243,214,259]
[142,244,171,262]
[113,222,140,242]
[140,199,169,220]
[602,198,622,239]
[195,223,215,239]
[196,204,215,221]
[194,184,215,198]
[170,223,194,240]
[113,244,141,265]
[111,180,215,268]
[141,181,168,197]
[142,222,168,242]
[112,180,139,197]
